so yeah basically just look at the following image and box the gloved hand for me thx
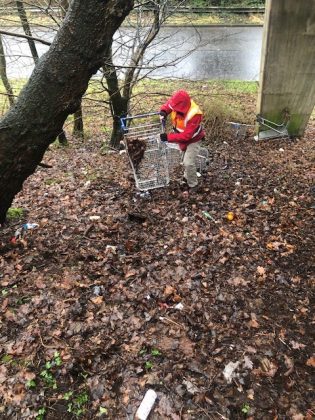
[160,133,168,142]
[159,110,167,118]
[159,110,167,122]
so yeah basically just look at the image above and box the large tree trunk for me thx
[0,0,134,224]
[16,0,68,145]
[0,34,15,106]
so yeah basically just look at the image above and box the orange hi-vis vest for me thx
[171,100,203,137]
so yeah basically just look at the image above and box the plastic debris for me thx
[137,191,151,199]
[93,286,102,296]
[202,211,217,222]
[105,245,117,253]
[11,223,39,244]
[135,389,157,420]
[174,302,184,310]
[183,379,199,395]
[89,215,101,221]
[24,223,39,230]
[223,361,240,383]
[226,211,234,221]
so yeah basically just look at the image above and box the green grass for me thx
[218,80,259,93]
[187,0,264,6]
[1,78,259,140]
[163,12,264,26]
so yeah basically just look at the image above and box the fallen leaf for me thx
[267,241,281,251]
[248,313,259,329]
[306,356,315,367]
[256,266,266,276]
[183,379,199,395]
[247,389,254,400]
[245,346,257,354]
[284,355,294,376]
[219,256,228,264]
[125,269,136,279]
[244,355,253,369]
[1,297,8,311]
[228,276,248,286]
[156,394,179,419]
[0,365,7,384]
[21,371,36,381]
[223,361,240,383]
[254,358,278,377]
[91,296,103,305]
[290,340,306,350]
[158,337,179,352]
[172,294,182,303]
[179,337,195,357]
[164,285,175,297]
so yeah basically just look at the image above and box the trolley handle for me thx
[256,114,288,129]
[120,112,160,131]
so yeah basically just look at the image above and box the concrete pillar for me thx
[258,0,315,136]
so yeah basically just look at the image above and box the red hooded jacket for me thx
[160,90,205,151]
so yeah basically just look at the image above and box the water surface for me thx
[3,26,263,80]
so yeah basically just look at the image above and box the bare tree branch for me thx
[0,29,51,46]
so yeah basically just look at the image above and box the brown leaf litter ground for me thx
[0,125,314,419]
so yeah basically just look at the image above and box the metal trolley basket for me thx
[120,112,208,191]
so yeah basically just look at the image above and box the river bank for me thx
[0,7,264,29]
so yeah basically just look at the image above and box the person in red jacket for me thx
[159,90,205,189]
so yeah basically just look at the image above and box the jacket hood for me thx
[169,90,191,114]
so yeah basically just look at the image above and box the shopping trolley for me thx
[254,114,290,141]
[120,112,209,191]
[227,121,253,140]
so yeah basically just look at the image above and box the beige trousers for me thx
[183,141,200,188]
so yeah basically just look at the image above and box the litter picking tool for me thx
[254,114,290,141]
[120,112,209,191]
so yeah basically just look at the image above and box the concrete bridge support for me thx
[258,0,315,136]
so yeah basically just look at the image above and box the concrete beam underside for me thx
[258,0,315,136]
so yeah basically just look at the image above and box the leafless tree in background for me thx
[0,0,204,150]
[0,34,15,106]
[16,0,39,63]
[103,0,204,148]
